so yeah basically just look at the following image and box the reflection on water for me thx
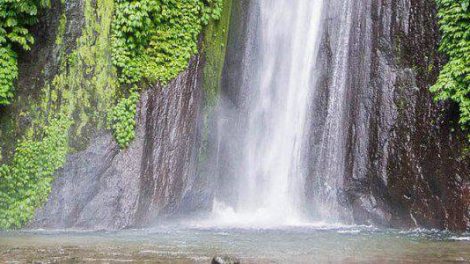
[1,226,470,263]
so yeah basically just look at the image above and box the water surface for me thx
[1,225,469,263]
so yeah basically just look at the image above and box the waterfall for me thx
[211,0,325,227]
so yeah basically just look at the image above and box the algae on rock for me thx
[0,0,116,229]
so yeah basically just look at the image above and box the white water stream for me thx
[210,0,325,227]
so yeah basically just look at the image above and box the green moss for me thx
[68,0,116,147]
[0,0,117,229]
[55,13,66,46]
[0,109,17,163]
[197,0,232,165]
[202,0,232,108]
[2,0,116,152]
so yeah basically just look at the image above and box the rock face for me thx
[211,0,256,208]
[33,53,204,229]
[25,0,221,229]
[212,256,241,264]
[311,0,470,230]
[316,0,470,231]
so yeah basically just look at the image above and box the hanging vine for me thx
[0,0,51,105]
[109,0,222,148]
[431,0,470,140]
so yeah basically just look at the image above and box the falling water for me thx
[210,0,325,227]
[307,0,355,222]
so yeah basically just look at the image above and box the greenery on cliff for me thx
[0,117,71,228]
[109,0,222,147]
[432,0,470,139]
[0,0,227,229]
[0,0,50,105]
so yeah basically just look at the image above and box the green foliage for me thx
[0,0,50,105]
[55,0,116,150]
[431,0,470,138]
[108,88,139,148]
[0,116,71,229]
[0,46,17,105]
[0,0,117,229]
[110,0,222,148]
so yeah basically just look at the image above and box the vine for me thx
[107,88,139,147]
[431,0,470,139]
[0,0,50,105]
[109,0,222,148]
[0,116,71,229]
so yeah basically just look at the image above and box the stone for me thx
[212,255,241,264]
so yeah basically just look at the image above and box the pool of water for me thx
[1,224,470,263]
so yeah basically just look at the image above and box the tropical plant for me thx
[109,0,222,147]
[0,0,51,105]
[431,0,470,139]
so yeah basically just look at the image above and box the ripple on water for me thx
[1,227,470,263]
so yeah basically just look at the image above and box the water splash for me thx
[192,200,349,229]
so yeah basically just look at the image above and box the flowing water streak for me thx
[310,0,354,221]
[211,0,324,227]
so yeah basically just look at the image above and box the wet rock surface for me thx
[214,0,259,208]
[33,53,204,229]
[314,0,470,230]
[26,0,206,229]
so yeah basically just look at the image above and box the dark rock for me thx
[312,0,470,230]
[212,256,241,264]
